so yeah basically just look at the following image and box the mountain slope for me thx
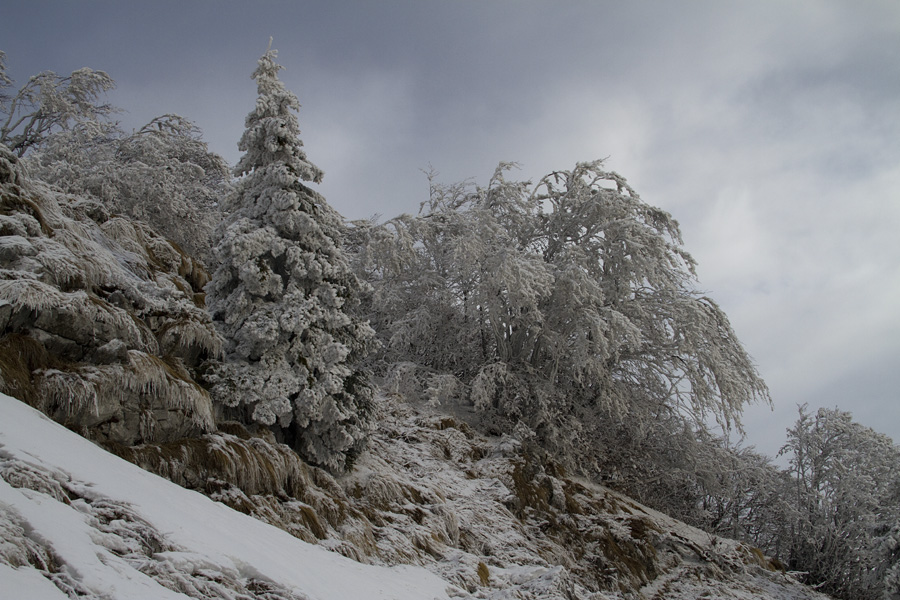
[1,392,831,600]
[0,393,454,600]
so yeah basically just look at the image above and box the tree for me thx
[24,114,231,262]
[780,405,900,600]
[0,51,116,156]
[205,46,375,472]
[353,162,769,475]
[692,440,795,556]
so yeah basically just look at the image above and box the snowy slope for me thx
[330,399,833,600]
[0,390,833,600]
[0,393,456,600]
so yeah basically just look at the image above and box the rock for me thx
[0,235,37,263]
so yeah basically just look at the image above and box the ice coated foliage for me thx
[694,440,795,557]
[206,47,375,473]
[4,393,838,600]
[353,162,769,480]
[24,114,231,263]
[0,51,116,157]
[0,141,221,446]
[2,47,894,600]
[778,405,900,600]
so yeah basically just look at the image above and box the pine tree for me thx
[206,45,375,472]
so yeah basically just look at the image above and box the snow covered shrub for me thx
[779,406,900,600]
[206,47,375,473]
[25,114,230,263]
[0,141,221,445]
[1,52,226,263]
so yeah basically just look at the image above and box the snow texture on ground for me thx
[0,393,456,600]
[0,391,833,599]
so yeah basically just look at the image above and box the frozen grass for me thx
[0,390,836,599]
[0,394,457,600]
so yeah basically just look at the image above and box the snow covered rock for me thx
[0,143,221,446]
[107,390,832,600]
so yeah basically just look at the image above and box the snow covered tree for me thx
[353,162,769,475]
[780,405,900,600]
[25,114,230,262]
[206,46,375,472]
[0,51,116,157]
[693,441,795,555]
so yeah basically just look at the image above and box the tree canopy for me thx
[24,114,230,262]
[780,405,900,599]
[354,162,770,472]
[0,51,116,157]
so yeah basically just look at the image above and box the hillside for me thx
[0,393,451,600]
[1,391,831,600]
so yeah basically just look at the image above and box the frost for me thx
[207,47,375,472]
[0,139,222,446]
[0,394,450,600]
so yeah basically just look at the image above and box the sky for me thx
[2,0,899,458]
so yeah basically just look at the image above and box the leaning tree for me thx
[354,162,770,484]
[0,50,116,157]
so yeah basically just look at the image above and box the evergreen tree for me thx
[206,46,375,472]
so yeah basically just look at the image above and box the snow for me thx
[0,563,70,599]
[0,393,454,599]
[0,390,836,599]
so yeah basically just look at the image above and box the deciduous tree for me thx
[0,51,116,156]
[780,405,900,599]
[353,162,769,474]
[25,114,230,262]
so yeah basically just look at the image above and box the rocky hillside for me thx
[0,143,220,447]
[0,144,831,599]
[1,390,830,600]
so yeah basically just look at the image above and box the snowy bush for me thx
[24,115,230,263]
[778,405,900,599]
[0,141,221,445]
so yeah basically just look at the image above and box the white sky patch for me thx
[694,187,776,292]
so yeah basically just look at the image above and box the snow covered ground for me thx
[0,391,833,599]
[0,393,456,600]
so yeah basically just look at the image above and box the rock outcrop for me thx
[0,143,221,446]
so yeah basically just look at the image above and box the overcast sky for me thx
[3,0,899,458]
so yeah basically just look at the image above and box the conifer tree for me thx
[206,45,375,472]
